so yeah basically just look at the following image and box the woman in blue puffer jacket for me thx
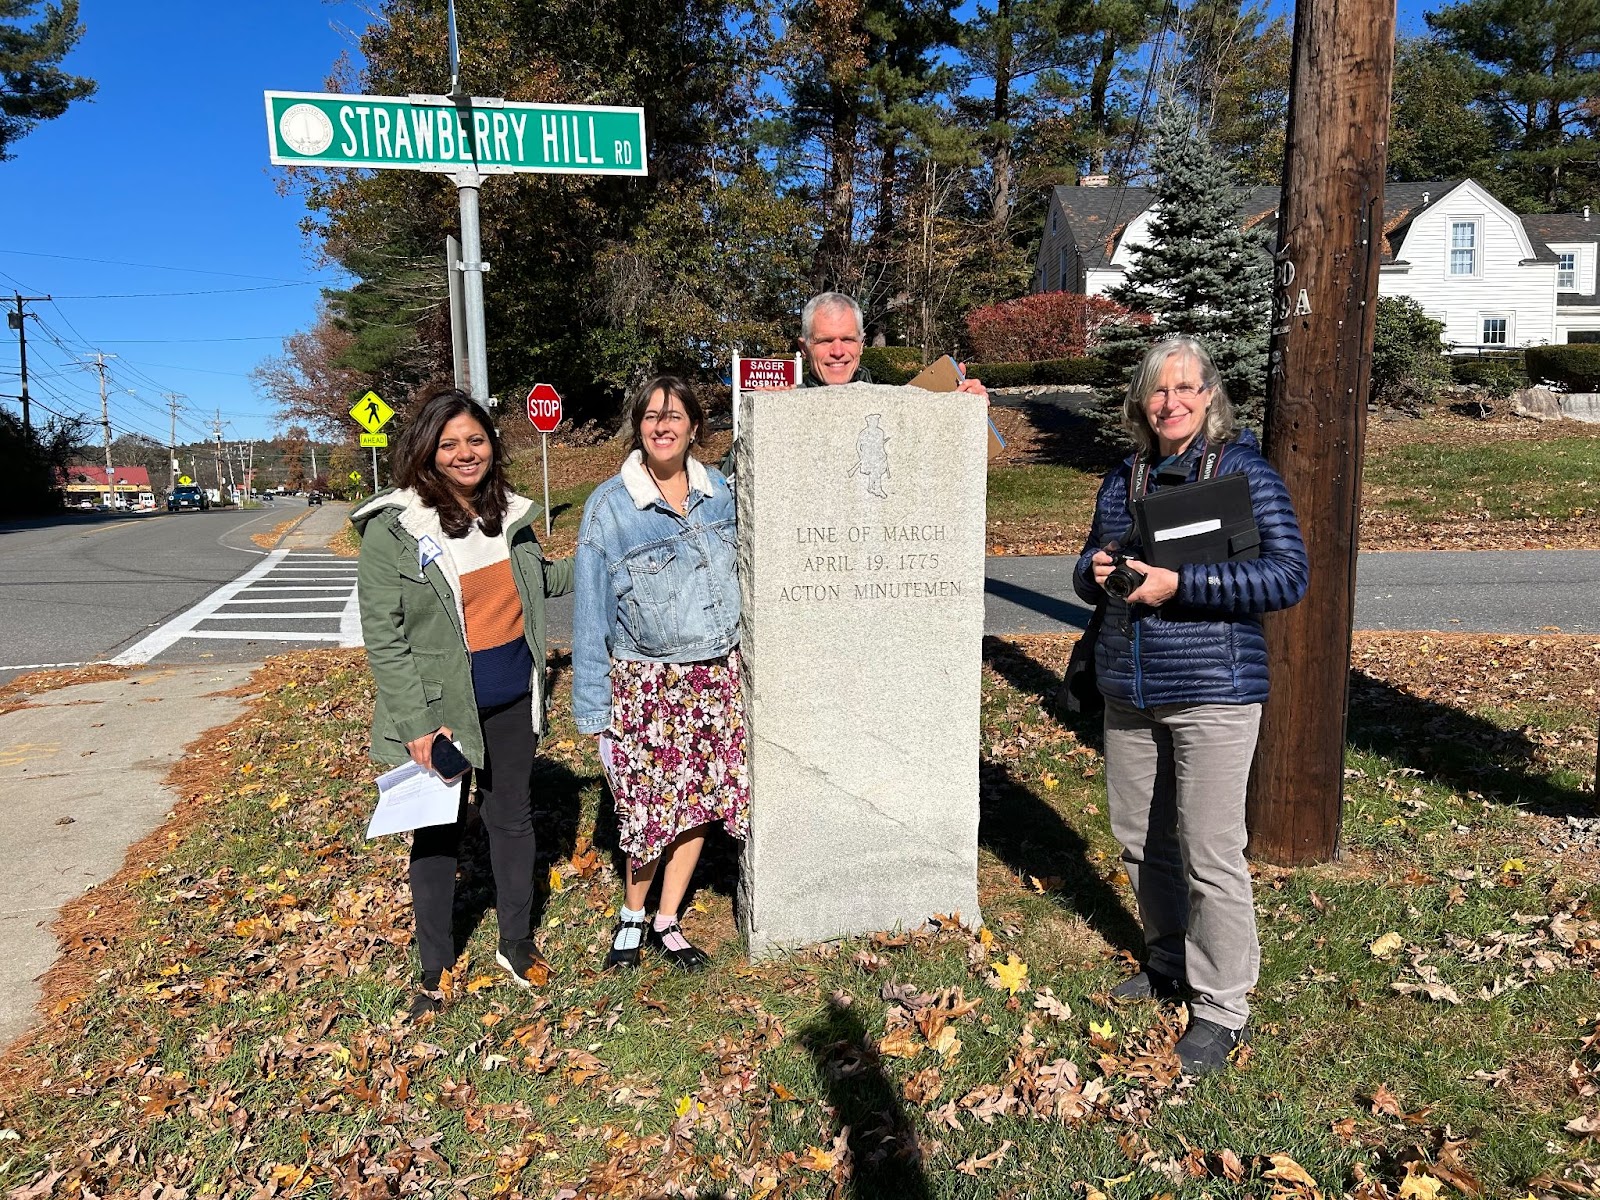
[1073,335,1308,1077]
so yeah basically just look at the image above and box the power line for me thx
[0,248,342,286]
[53,282,323,300]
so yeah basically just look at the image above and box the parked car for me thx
[168,485,211,512]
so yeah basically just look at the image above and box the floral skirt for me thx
[602,650,750,865]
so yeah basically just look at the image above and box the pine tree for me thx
[1096,102,1272,429]
[0,0,96,160]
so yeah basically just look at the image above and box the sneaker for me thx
[647,916,711,972]
[1175,1015,1248,1076]
[405,969,445,1021]
[406,989,445,1021]
[496,937,552,989]
[1110,967,1184,1003]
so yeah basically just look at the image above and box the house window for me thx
[1558,252,1577,290]
[1050,211,1058,235]
[1058,248,1069,290]
[1450,221,1477,276]
[1481,315,1508,346]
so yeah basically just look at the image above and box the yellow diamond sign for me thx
[349,390,394,434]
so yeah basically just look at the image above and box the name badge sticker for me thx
[418,534,443,571]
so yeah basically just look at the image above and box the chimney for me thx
[1079,174,1111,188]
[1421,191,1430,206]
[1586,206,1591,221]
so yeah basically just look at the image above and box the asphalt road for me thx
[0,506,290,684]
[4,510,1595,689]
[965,550,1600,636]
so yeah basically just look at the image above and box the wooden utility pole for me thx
[1246,0,1396,864]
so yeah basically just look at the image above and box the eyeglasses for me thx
[1149,383,1208,400]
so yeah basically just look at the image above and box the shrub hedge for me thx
[857,348,1114,388]
[1525,344,1600,391]
[1449,353,1527,389]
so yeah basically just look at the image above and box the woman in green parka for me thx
[352,387,573,1020]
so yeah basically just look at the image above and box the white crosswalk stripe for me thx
[112,550,362,664]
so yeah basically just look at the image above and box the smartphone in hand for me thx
[429,733,472,781]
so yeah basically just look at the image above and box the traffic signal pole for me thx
[1245,0,1396,864]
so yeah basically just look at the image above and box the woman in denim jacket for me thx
[572,375,748,972]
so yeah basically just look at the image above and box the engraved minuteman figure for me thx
[848,413,890,498]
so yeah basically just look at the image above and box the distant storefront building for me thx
[59,465,155,509]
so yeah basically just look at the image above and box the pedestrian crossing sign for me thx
[349,390,394,434]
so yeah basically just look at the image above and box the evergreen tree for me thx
[1426,0,1600,211]
[0,0,95,160]
[1096,103,1272,428]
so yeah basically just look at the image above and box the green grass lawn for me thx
[3,638,1596,1197]
[1363,436,1600,522]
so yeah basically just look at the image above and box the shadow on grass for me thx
[1013,397,1125,472]
[1347,670,1593,819]
[802,997,931,1199]
[979,638,1143,957]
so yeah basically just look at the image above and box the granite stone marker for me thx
[735,382,987,956]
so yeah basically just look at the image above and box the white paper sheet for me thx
[366,759,463,839]
[1152,517,1222,542]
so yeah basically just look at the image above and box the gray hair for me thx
[1121,334,1238,453]
[800,291,864,342]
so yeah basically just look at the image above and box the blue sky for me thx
[3,1,1434,448]
[0,1,375,445]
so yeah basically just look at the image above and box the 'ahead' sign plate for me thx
[266,91,648,177]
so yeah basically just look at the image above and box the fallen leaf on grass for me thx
[1398,1168,1446,1200]
[1566,1112,1600,1136]
[1033,988,1072,1022]
[797,1145,835,1171]
[879,1027,921,1059]
[465,975,498,993]
[1264,1153,1324,1197]
[1370,1083,1405,1118]
[1371,932,1404,959]
[1392,979,1463,1005]
[987,953,1029,994]
[547,866,564,894]
[929,1026,961,1059]
[904,1066,942,1104]
[955,1140,1012,1175]
[1218,1149,1246,1183]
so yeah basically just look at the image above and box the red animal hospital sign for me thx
[737,358,798,390]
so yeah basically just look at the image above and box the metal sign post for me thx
[527,383,562,538]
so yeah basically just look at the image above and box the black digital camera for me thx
[1102,553,1146,600]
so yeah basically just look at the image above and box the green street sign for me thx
[265,90,648,176]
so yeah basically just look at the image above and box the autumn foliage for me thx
[963,291,1135,362]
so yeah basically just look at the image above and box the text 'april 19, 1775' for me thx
[779,521,961,602]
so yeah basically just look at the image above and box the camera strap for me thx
[1129,438,1226,503]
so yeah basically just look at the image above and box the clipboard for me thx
[906,355,1006,458]
[1132,472,1260,569]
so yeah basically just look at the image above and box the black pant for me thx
[409,693,537,976]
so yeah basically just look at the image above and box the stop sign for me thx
[526,383,562,433]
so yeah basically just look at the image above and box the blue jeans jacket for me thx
[571,452,740,734]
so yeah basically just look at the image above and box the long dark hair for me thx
[628,375,704,459]
[392,386,511,538]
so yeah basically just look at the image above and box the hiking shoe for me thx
[405,989,445,1021]
[1175,1016,1248,1076]
[1110,967,1184,1003]
[647,916,712,972]
[496,937,552,989]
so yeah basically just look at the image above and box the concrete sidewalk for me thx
[0,664,258,1046]
[0,502,354,1049]
[278,498,354,552]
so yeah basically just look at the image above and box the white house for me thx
[1035,178,1600,349]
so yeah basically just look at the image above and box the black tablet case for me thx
[1132,472,1260,568]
